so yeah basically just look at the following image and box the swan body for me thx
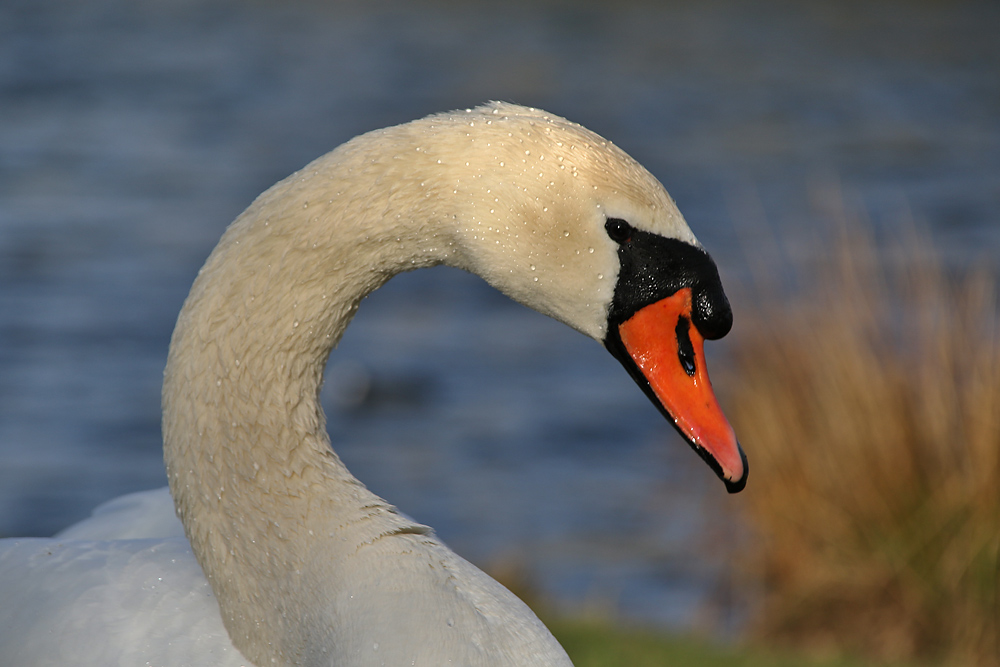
[0,103,745,666]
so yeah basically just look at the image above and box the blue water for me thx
[1,0,997,631]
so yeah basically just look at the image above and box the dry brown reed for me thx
[723,186,1000,665]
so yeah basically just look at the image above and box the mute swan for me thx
[0,103,746,667]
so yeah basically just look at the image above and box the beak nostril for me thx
[675,317,697,377]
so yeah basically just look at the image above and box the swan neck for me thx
[161,142,453,665]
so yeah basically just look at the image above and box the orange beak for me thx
[617,288,747,492]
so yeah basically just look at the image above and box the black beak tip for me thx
[723,444,749,494]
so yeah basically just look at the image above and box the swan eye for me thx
[605,218,633,244]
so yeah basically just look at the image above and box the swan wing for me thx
[57,487,185,541]
[0,536,248,667]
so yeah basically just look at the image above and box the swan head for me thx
[411,103,747,492]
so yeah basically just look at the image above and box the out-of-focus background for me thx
[1,0,997,664]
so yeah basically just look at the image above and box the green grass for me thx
[548,616,908,667]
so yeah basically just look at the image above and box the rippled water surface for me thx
[1,0,997,630]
